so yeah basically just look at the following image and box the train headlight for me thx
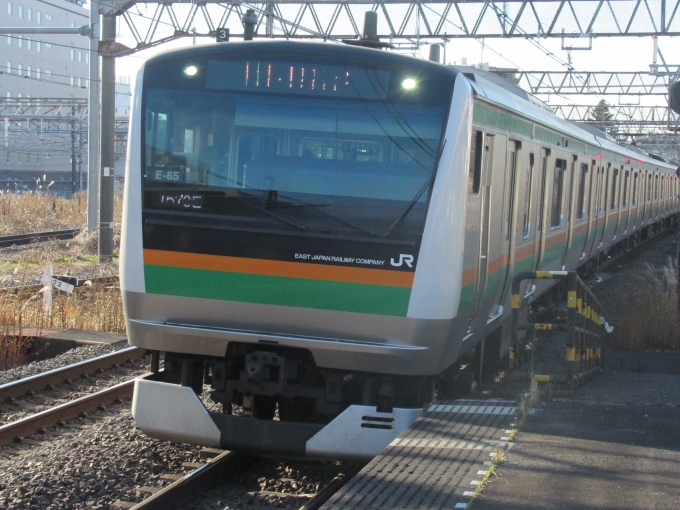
[401,78,417,90]
[183,65,198,77]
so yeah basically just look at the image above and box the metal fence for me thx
[511,271,605,390]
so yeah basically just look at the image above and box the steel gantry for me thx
[513,70,677,96]
[97,0,680,56]
[1,99,128,177]
[551,104,680,135]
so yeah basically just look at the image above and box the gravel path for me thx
[0,343,128,386]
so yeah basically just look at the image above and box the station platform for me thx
[474,362,680,510]
[3,327,127,361]
[323,399,517,509]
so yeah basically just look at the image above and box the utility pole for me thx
[71,123,77,196]
[87,0,100,233]
[78,122,83,192]
[99,12,115,261]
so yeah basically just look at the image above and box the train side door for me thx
[459,129,485,330]
[582,163,598,260]
[478,133,507,323]
[618,169,631,237]
[517,149,538,273]
[544,154,570,269]
[561,155,580,269]
[571,160,591,266]
[596,165,611,251]
[630,171,640,232]
[468,133,493,335]
[534,148,551,267]
[488,138,519,323]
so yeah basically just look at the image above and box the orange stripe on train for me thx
[143,249,415,288]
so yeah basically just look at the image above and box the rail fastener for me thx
[0,377,142,446]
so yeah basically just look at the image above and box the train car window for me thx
[576,163,588,220]
[236,134,280,178]
[550,158,566,228]
[647,174,652,202]
[522,153,534,238]
[622,170,629,208]
[468,130,483,195]
[301,138,381,162]
[632,173,638,206]
[610,168,618,210]
[506,145,518,240]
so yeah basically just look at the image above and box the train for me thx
[121,39,679,460]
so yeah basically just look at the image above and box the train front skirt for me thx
[131,373,423,460]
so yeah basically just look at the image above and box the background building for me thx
[2,0,90,99]
[1,0,130,196]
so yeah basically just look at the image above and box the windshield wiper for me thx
[238,199,306,231]
[273,194,378,236]
[382,139,446,238]
[205,171,377,236]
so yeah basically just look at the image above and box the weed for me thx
[515,379,540,429]
[615,257,679,350]
[0,333,33,369]
[0,189,122,236]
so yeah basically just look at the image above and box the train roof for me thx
[457,66,676,173]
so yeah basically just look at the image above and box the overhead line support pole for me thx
[87,0,100,233]
[99,12,115,262]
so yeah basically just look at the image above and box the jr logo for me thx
[390,254,414,268]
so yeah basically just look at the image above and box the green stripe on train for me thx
[458,283,476,313]
[144,265,412,317]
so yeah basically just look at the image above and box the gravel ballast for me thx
[0,407,204,510]
[0,343,127,386]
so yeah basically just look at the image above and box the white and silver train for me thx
[121,40,679,460]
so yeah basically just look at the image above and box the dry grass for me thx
[0,187,123,235]
[0,335,33,370]
[1,284,126,333]
[615,257,680,350]
[0,190,126,368]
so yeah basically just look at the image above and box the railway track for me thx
[0,346,145,446]
[0,274,119,294]
[0,346,363,510]
[0,228,82,249]
[119,450,363,510]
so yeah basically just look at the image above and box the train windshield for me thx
[142,54,452,242]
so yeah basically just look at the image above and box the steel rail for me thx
[0,229,82,248]
[130,451,239,510]
[299,463,365,510]
[0,275,119,295]
[0,376,143,445]
[0,346,143,402]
